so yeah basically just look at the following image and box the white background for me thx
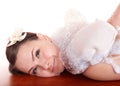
[0,0,119,65]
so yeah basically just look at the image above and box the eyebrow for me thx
[28,48,34,74]
[31,48,34,61]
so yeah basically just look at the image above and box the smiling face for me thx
[15,34,64,77]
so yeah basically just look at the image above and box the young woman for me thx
[6,4,120,81]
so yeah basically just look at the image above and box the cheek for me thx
[55,58,64,72]
[44,46,59,57]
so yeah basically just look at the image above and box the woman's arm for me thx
[83,56,120,81]
[83,4,120,81]
[108,3,120,43]
[108,3,120,29]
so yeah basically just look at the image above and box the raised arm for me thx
[108,3,120,29]
[83,4,120,81]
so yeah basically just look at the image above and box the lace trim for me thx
[110,39,120,55]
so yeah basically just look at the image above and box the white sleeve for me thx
[63,19,118,74]
[66,19,118,66]
[87,19,118,57]
[69,19,118,58]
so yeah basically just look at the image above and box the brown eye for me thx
[32,67,37,75]
[36,49,40,58]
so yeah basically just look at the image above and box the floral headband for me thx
[7,29,27,47]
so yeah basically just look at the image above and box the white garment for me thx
[52,17,120,74]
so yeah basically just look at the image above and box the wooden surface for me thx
[1,64,120,86]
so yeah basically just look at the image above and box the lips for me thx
[51,58,55,72]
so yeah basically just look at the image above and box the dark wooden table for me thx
[1,64,120,86]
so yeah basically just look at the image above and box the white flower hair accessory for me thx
[7,29,27,47]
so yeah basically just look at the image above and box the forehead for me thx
[15,41,35,72]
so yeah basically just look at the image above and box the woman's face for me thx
[15,34,65,77]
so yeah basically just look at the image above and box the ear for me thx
[37,33,52,42]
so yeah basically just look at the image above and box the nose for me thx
[42,61,51,69]
[37,59,53,71]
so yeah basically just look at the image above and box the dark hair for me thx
[6,32,39,75]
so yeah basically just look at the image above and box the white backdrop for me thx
[0,0,119,65]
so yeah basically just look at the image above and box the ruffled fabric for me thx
[51,10,120,75]
[52,10,88,74]
[110,39,120,55]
